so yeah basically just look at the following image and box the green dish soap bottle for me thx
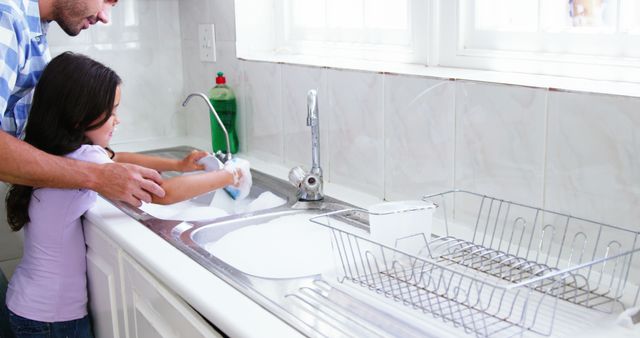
[208,72,238,154]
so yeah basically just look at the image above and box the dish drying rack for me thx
[309,190,640,337]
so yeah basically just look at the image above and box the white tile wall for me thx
[47,0,187,145]
[326,69,385,197]
[180,39,242,152]
[545,91,640,230]
[209,0,237,42]
[454,82,547,207]
[281,65,329,175]
[384,75,455,200]
[242,61,284,163]
[179,0,242,152]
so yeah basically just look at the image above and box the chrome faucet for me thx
[289,90,324,201]
[182,93,232,163]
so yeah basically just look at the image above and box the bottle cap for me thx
[216,71,226,84]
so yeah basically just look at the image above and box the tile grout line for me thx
[382,73,387,201]
[541,89,550,212]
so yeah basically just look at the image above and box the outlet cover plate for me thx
[198,24,216,62]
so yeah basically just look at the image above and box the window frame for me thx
[271,0,431,65]
[438,0,640,83]
[235,0,640,84]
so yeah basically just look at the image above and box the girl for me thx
[4,52,243,337]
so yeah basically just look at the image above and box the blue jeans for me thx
[7,311,93,338]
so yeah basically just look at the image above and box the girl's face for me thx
[85,85,121,148]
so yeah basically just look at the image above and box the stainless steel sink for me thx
[109,146,433,337]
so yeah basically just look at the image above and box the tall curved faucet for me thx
[182,93,232,162]
[308,89,322,178]
[288,89,324,201]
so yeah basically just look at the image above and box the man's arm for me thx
[0,132,164,206]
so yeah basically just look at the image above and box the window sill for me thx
[239,53,640,98]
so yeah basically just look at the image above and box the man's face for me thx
[54,0,118,36]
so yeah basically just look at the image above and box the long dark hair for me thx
[6,52,122,231]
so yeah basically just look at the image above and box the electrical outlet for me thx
[198,24,216,62]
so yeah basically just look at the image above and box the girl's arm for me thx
[113,149,207,172]
[152,170,236,205]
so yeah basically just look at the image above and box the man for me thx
[0,0,165,207]
[0,2,163,335]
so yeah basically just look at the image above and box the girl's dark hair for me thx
[6,52,121,231]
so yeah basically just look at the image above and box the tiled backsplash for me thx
[545,91,640,231]
[47,0,186,144]
[384,75,455,201]
[179,0,640,232]
[454,82,547,207]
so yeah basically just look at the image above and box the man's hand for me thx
[95,163,165,206]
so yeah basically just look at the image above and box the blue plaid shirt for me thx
[0,0,50,138]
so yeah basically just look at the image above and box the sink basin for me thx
[169,205,433,338]
[109,146,429,337]
[191,211,335,278]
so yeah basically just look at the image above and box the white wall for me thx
[180,0,640,233]
[179,0,240,152]
[47,0,187,145]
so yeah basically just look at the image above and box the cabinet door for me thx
[121,253,222,338]
[84,223,127,338]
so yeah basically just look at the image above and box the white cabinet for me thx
[120,253,221,338]
[84,222,222,338]
[85,221,126,338]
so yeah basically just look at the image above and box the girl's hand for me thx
[177,150,208,172]
[223,160,245,187]
[230,167,244,187]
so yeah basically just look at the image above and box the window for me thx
[235,0,640,82]
[439,0,640,81]
[236,0,429,64]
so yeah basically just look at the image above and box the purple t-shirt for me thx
[6,145,112,322]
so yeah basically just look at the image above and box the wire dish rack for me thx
[309,190,640,337]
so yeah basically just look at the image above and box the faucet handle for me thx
[288,166,307,188]
[289,165,323,201]
[213,150,230,164]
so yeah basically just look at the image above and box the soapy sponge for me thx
[196,154,252,200]
[223,158,252,200]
